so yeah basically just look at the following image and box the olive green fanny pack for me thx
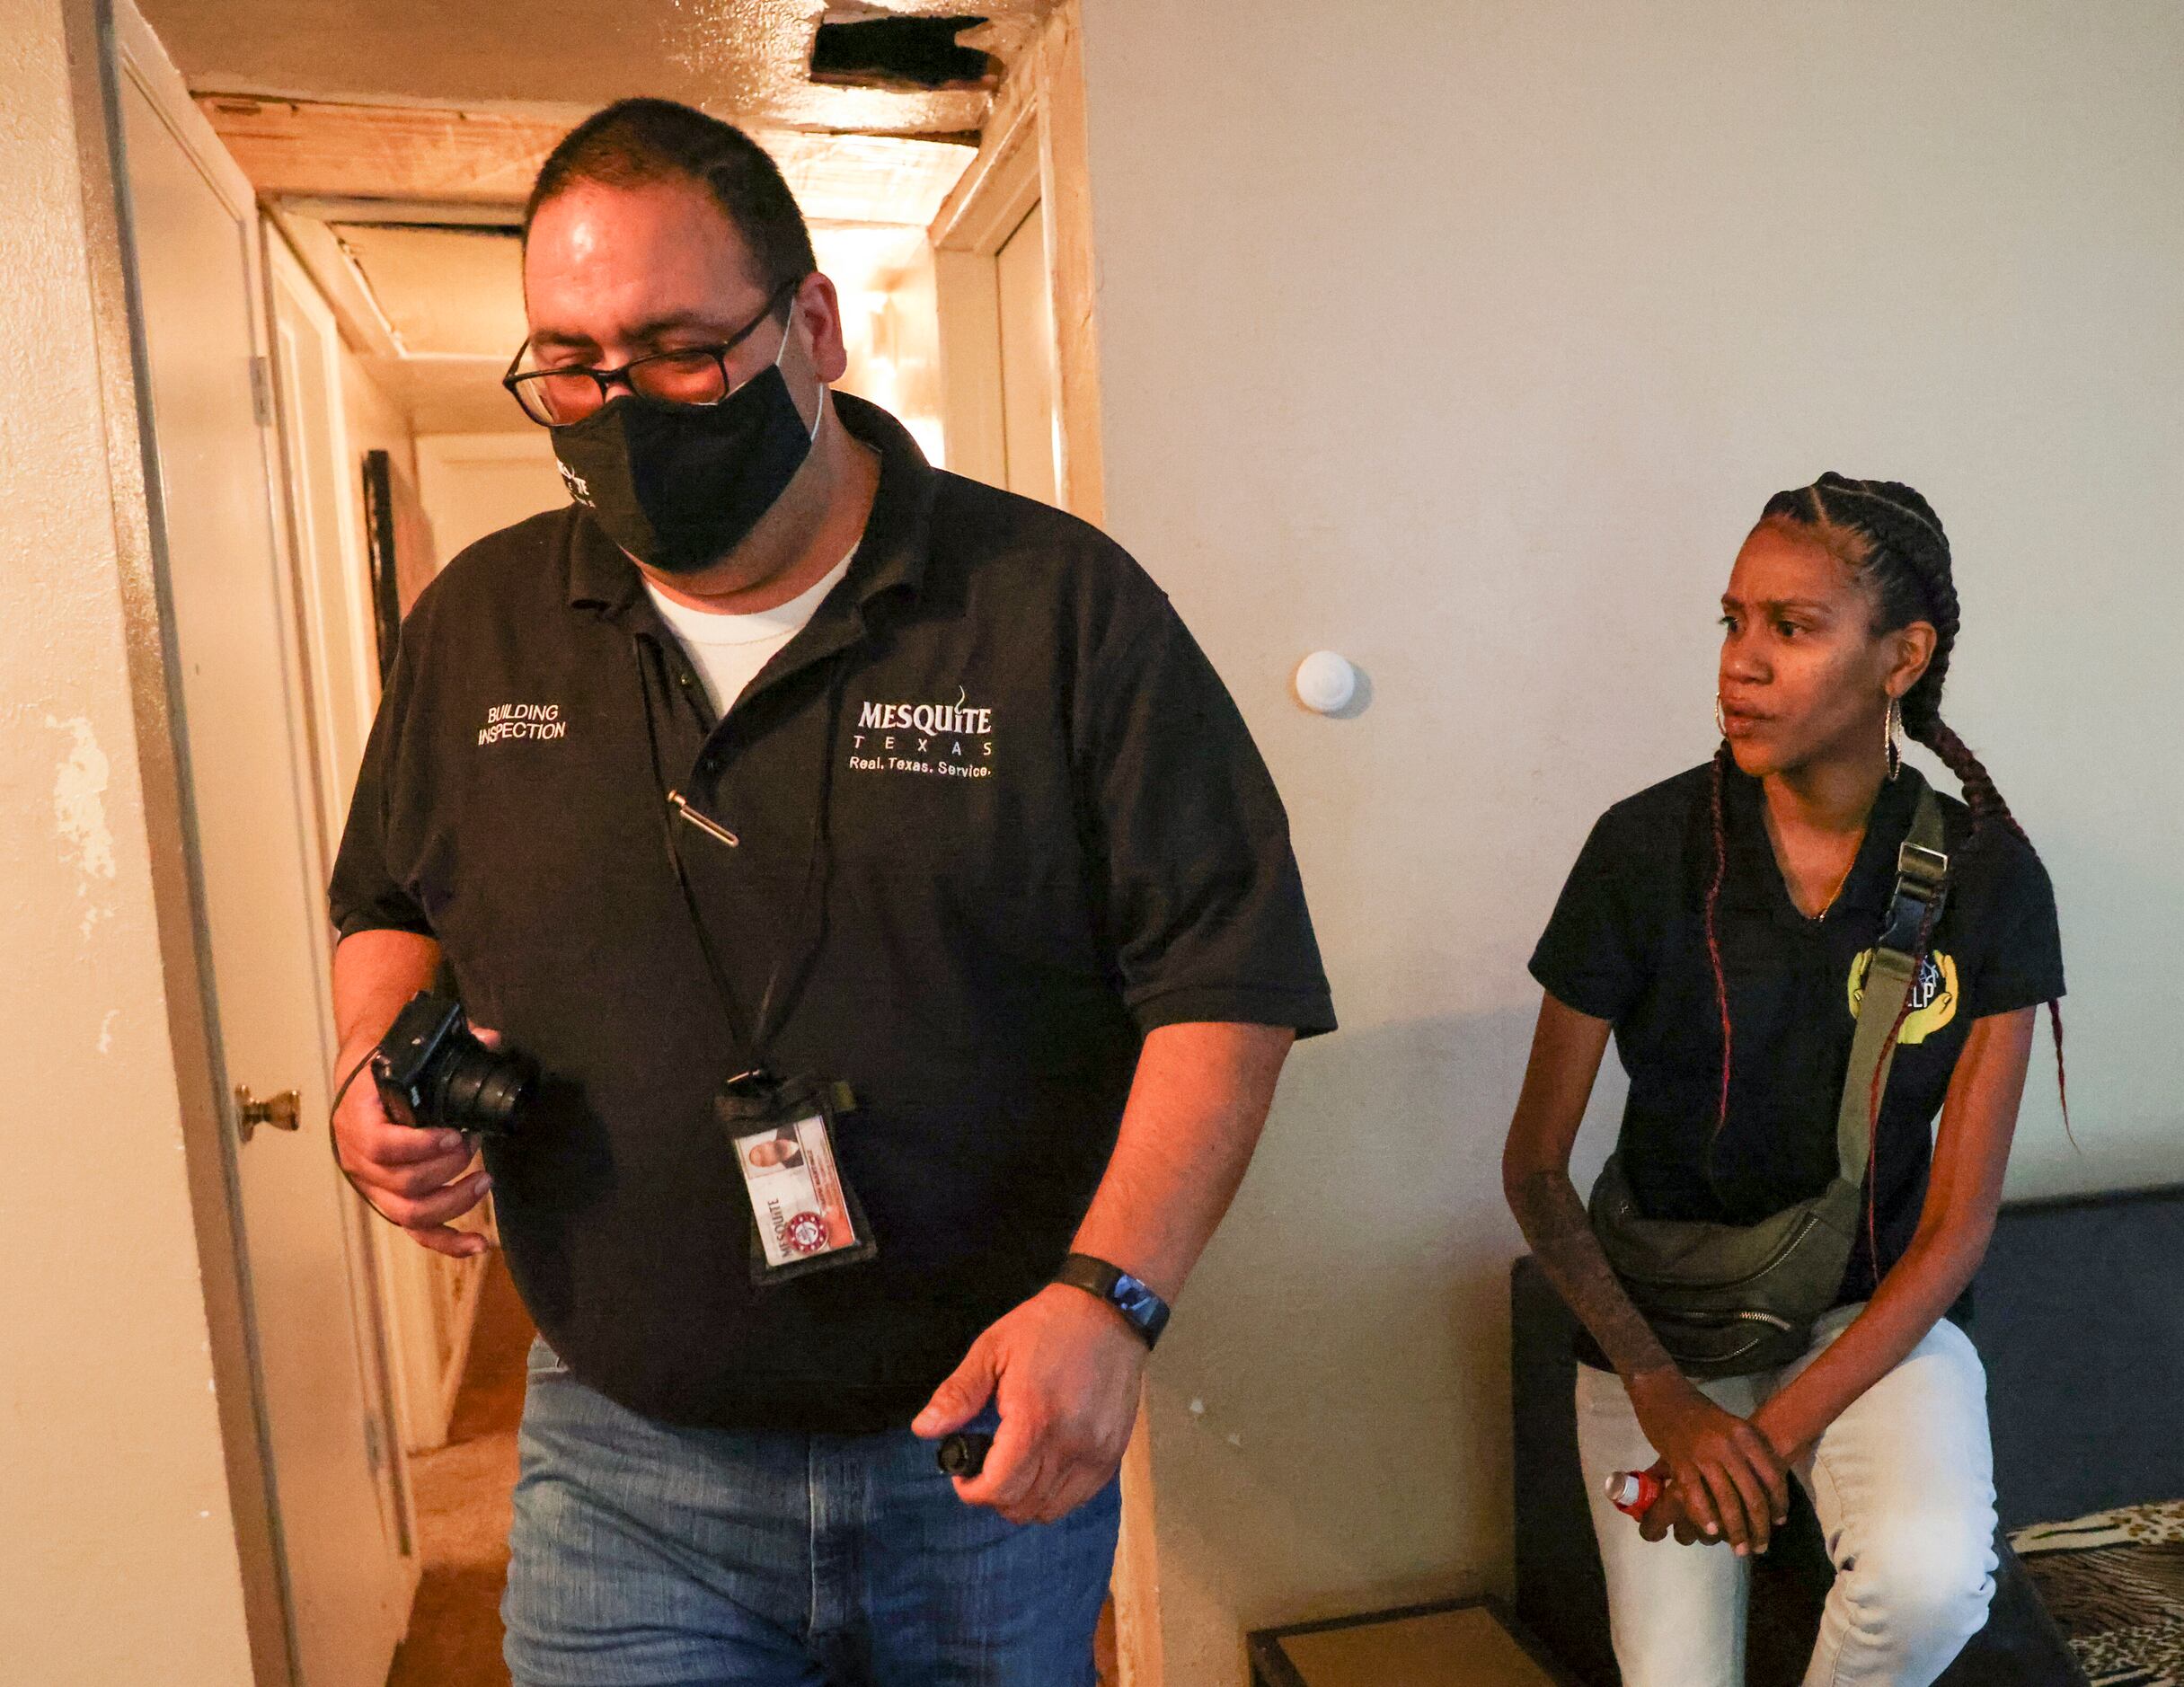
[1587,786,1948,1379]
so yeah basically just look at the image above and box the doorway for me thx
[252,161,965,1687]
[108,8,415,1683]
[995,200,1061,504]
[103,0,1111,1676]
[930,3,1105,522]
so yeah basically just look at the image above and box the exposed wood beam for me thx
[197,94,976,225]
[198,95,558,205]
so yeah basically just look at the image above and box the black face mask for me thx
[550,364,818,574]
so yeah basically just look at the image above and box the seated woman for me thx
[1503,475,2065,1687]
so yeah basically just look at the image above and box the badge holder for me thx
[716,1068,878,1285]
[646,655,877,1288]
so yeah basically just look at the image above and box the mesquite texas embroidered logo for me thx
[478,702,568,746]
[848,688,994,780]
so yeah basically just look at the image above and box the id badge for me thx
[715,1072,878,1285]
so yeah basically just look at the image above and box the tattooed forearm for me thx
[1507,1168,1674,1381]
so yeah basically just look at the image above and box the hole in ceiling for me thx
[809,10,997,94]
[330,222,526,358]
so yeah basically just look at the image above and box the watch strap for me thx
[1054,1252,1171,1349]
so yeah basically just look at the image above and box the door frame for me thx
[929,9,1158,1685]
[928,0,1106,520]
[928,130,1038,491]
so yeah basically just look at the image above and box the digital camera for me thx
[373,992,534,1136]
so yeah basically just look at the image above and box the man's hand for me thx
[906,1021,1282,1526]
[1626,1367,1789,1557]
[329,1030,496,1259]
[912,1284,1147,1526]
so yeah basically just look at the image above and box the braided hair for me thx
[1758,474,2028,847]
[1705,474,2070,1255]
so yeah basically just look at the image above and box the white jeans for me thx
[1575,1304,1999,1687]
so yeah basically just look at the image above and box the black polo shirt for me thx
[1531,760,2064,1365]
[330,394,1335,1434]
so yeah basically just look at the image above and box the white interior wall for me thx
[1076,3,2184,1679]
[413,431,566,566]
[342,344,418,526]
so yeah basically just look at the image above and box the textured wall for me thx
[1076,3,2184,1680]
[0,2,257,1677]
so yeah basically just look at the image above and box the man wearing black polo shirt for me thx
[328,99,1332,1686]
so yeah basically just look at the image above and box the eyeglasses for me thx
[501,279,800,427]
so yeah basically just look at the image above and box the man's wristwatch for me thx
[1053,1252,1172,1349]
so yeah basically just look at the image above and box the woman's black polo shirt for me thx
[1530,759,2064,1367]
[329,395,1334,1434]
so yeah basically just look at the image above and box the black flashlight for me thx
[935,1432,993,1478]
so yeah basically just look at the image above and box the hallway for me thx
[387,1257,531,1686]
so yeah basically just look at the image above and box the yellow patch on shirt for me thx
[1848,949,1959,1045]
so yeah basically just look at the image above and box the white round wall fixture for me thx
[1294,649,1357,715]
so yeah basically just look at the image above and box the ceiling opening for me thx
[326,222,524,358]
[809,12,997,94]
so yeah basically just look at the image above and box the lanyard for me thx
[632,631,847,1079]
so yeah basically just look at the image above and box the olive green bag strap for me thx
[1834,785,1950,1185]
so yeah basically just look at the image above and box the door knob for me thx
[235,1084,302,1143]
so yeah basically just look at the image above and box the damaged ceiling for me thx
[136,0,1051,137]
[136,0,1030,435]
[325,224,526,358]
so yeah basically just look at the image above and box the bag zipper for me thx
[1613,1208,1826,1294]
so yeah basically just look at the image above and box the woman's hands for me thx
[1637,1477,1718,1547]
[1627,1366,1790,1555]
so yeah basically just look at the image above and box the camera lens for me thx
[467,1057,532,1132]
[427,1039,534,1135]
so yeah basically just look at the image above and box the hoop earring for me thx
[1884,697,1904,782]
[1715,696,1728,738]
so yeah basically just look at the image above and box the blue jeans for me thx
[501,1336,1121,1686]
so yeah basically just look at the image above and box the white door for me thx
[995,199,1062,505]
[113,6,413,1682]
[266,234,494,1460]
[264,236,379,858]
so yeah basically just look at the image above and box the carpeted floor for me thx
[386,1254,531,1687]
[384,1254,1118,1684]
